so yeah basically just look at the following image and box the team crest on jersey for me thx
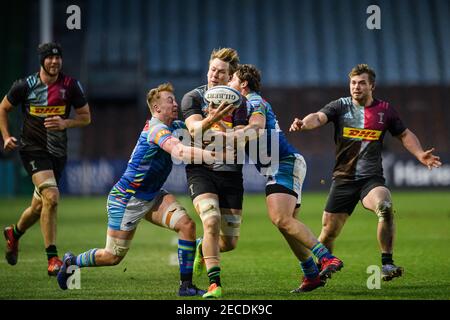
[29,105,66,117]
[343,127,382,141]
[59,89,66,99]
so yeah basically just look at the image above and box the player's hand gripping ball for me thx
[204,85,242,108]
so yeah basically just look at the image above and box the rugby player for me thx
[1,42,91,275]
[181,48,248,298]
[290,64,441,280]
[228,64,343,292]
[56,83,213,296]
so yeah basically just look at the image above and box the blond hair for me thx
[209,48,240,76]
[146,83,174,114]
[348,64,376,84]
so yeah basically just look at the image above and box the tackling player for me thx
[56,83,214,296]
[1,42,91,275]
[228,64,343,292]
[290,64,442,280]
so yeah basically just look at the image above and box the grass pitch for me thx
[0,191,449,300]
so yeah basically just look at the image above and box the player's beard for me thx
[352,91,370,105]
[44,64,61,77]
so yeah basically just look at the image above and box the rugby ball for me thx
[204,85,242,108]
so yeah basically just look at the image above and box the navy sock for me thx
[382,253,394,265]
[178,239,195,282]
[207,266,221,286]
[311,242,333,261]
[300,257,320,279]
[75,249,98,267]
[12,225,24,240]
[46,245,58,260]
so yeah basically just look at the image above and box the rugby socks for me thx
[382,253,394,265]
[46,245,58,260]
[300,256,320,279]
[12,224,24,240]
[207,266,221,286]
[73,249,98,267]
[311,242,333,261]
[178,239,196,282]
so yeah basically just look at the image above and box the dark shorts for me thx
[19,150,67,183]
[265,184,301,209]
[325,176,387,215]
[186,164,244,209]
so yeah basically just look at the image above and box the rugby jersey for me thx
[320,97,406,181]
[246,92,299,172]
[7,72,87,157]
[111,118,186,201]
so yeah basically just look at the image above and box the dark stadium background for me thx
[1,0,449,197]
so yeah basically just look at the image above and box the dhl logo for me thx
[343,127,382,140]
[30,105,66,117]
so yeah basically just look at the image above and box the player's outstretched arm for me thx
[0,96,18,151]
[161,136,217,164]
[397,129,442,170]
[289,112,328,132]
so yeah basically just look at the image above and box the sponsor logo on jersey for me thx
[29,105,66,117]
[154,129,171,144]
[343,127,382,140]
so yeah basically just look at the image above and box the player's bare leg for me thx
[267,193,318,252]
[318,211,348,253]
[32,171,59,247]
[93,229,135,266]
[30,170,63,275]
[56,228,135,289]
[193,193,222,298]
[266,193,341,290]
[218,208,241,252]
[146,193,205,296]
[362,186,403,280]
[145,193,195,240]
[17,196,42,232]
[267,194,322,292]
[362,186,394,253]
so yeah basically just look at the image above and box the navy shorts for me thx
[325,176,387,215]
